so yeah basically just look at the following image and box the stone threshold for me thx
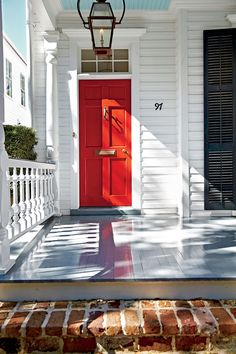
[0,300,235,353]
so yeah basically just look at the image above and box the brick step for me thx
[0,300,235,353]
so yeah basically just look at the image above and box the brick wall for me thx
[0,300,235,353]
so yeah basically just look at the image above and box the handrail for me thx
[9,159,56,170]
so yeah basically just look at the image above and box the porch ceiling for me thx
[60,0,171,11]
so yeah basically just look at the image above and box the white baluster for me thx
[52,169,55,213]
[19,167,27,231]
[49,169,54,214]
[44,169,49,216]
[12,167,21,235]
[39,168,45,219]
[47,169,51,214]
[30,168,37,224]
[25,168,32,228]
[35,168,41,221]
[6,168,14,240]
[53,165,60,216]
[45,169,49,216]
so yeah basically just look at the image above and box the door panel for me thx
[85,107,102,147]
[85,86,102,99]
[85,159,103,200]
[79,80,132,207]
[110,159,127,196]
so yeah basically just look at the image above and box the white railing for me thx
[7,159,56,243]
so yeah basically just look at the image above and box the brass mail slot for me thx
[96,149,116,156]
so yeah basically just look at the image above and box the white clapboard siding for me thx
[140,66,176,74]
[143,193,178,201]
[140,48,176,58]
[141,125,177,134]
[141,83,177,91]
[140,109,176,117]
[142,142,177,155]
[187,11,232,216]
[143,179,178,191]
[140,22,178,215]
[142,158,177,168]
[140,57,175,66]
[140,92,176,100]
[142,134,177,145]
[142,151,177,161]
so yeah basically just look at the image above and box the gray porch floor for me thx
[3,215,236,282]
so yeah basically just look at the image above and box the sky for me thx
[2,0,26,58]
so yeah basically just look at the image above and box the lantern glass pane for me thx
[91,18,113,29]
[91,24,113,48]
[91,3,114,17]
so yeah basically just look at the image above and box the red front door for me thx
[79,80,132,207]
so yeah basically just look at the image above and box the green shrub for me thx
[4,124,38,161]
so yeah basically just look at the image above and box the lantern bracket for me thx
[77,0,89,29]
[116,0,126,24]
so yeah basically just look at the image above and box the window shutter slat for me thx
[204,29,236,210]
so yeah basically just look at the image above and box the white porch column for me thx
[44,31,59,163]
[0,1,14,273]
[176,10,190,218]
[44,31,61,215]
[26,0,33,126]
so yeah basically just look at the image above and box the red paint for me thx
[78,219,134,280]
[79,80,132,206]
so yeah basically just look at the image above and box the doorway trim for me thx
[65,28,146,211]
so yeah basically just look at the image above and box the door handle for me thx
[122,149,129,155]
[104,107,108,120]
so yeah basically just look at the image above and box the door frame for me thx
[65,29,146,211]
[79,78,132,207]
[77,75,140,210]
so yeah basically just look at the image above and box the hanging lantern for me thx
[77,0,126,55]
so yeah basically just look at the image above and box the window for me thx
[81,49,129,73]
[6,59,12,97]
[204,29,236,210]
[20,74,25,106]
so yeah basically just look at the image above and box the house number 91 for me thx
[155,103,163,111]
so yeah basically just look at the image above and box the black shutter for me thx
[204,29,236,210]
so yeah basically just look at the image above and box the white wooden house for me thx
[24,0,236,218]
[1,0,236,298]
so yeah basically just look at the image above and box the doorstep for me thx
[0,300,235,353]
[70,208,141,216]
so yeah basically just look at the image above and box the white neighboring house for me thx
[3,34,30,127]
